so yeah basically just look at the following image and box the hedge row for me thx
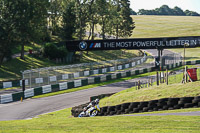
[71,96,200,117]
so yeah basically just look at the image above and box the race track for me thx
[0,49,186,121]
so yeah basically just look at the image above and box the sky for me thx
[130,0,200,13]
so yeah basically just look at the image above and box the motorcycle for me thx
[78,105,100,117]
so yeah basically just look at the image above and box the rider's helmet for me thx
[95,99,99,104]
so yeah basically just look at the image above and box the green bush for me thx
[43,43,68,60]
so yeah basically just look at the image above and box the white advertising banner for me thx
[24,88,34,98]
[74,72,80,78]
[118,65,122,70]
[35,78,43,84]
[84,71,90,76]
[42,85,52,94]
[59,82,68,90]
[50,76,57,82]
[93,70,99,75]
[74,80,82,87]
[88,77,95,84]
[62,74,68,80]
[3,82,12,88]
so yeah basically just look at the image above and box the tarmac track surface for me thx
[0,49,189,121]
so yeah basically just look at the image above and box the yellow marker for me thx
[21,97,23,102]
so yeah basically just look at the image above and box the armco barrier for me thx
[1,59,200,104]
[0,94,13,104]
[1,59,200,90]
[0,56,147,90]
[24,88,34,98]
[71,96,200,117]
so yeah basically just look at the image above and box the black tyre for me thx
[98,112,104,116]
[153,108,158,111]
[174,104,184,109]
[125,109,131,114]
[168,98,180,102]
[193,96,200,100]
[115,105,122,110]
[143,107,150,112]
[179,97,194,104]
[162,105,169,110]
[184,103,195,108]
[129,102,139,109]
[109,111,116,116]
[138,102,148,109]
[116,110,122,115]
[121,103,131,109]
[167,101,177,107]
[132,108,139,113]
[101,106,108,112]
[148,100,158,106]
[108,106,116,112]
[192,99,200,103]
[158,98,169,103]
[157,102,166,107]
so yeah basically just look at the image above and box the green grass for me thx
[100,81,200,107]
[92,15,200,38]
[0,55,65,81]
[0,107,200,133]
[167,47,200,61]
[131,15,200,38]
[12,43,41,55]
[79,50,141,63]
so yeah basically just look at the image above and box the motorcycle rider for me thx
[82,99,100,117]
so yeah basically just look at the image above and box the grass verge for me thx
[100,80,200,107]
[0,107,200,133]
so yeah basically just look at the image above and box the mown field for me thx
[131,15,200,38]
[0,108,200,133]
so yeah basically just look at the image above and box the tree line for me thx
[131,5,200,16]
[0,0,134,66]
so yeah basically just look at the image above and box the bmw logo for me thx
[79,41,87,50]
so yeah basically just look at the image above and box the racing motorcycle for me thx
[78,105,100,117]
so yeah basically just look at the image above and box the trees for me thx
[0,0,15,66]
[15,0,49,59]
[185,10,200,16]
[173,6,185,16]
[0,0,49,63]
[130,9,137,15]
[118,0,135,38]
[61,0,76,40]
[137,5,200,16]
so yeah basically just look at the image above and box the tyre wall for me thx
[71,96,200,117]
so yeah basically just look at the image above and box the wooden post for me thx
[185,66,188,83]
[138,80,140,90]
[162,71,165,83]
[157,71,159,86]
[160,72,162,83]
[166,69,168,85]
